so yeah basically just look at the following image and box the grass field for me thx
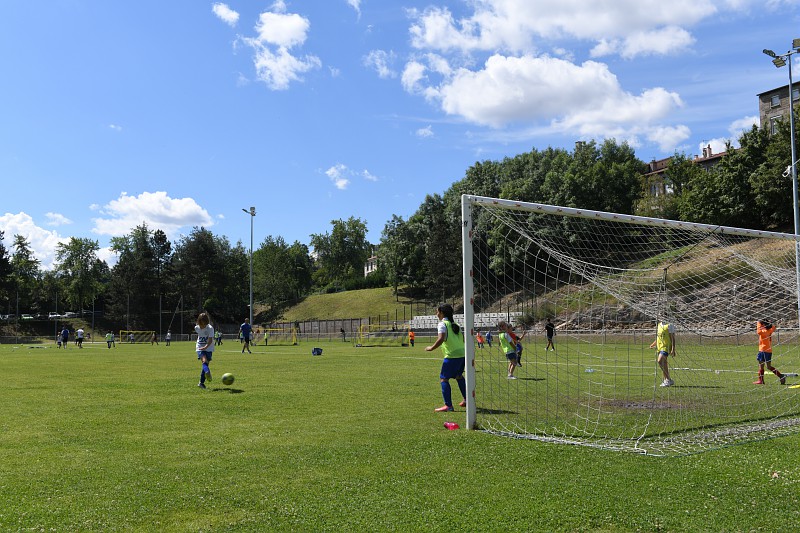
[1,339,799,531]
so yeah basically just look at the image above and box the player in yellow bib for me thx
[649,321,676,387]
[426,304,468,412]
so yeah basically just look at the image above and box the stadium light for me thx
[764,40,800,323]
[242,207,256,324]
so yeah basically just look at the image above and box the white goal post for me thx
[461,194,800,455]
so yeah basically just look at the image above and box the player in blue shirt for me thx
[240,318,253,354]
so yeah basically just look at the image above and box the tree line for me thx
[1,118,796,329]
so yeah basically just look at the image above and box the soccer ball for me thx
[221,373,235,386]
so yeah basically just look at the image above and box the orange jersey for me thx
[757,322,776,352]
[408,331,415,340]
[476,333,484,343]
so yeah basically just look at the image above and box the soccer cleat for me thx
[458,400,467,407]
[434,405,454,412]
[753,379,764,385]
[198,382,206,389]
[660,379,674,387]
[780,375,786,385]
[507,375,517,380]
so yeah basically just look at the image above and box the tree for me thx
[253,236,312,319]
[172,227,247,323]
[54,237,105,313]
[379,215,414,296]
[310,217,370,289]
[10,235,42,314]
[0,232,13,314]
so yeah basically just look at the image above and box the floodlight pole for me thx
[765,41,800,325]
[242,207,256,324]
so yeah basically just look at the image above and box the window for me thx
[793,88,800,101]
[771,94,781,107]
[770,116,782,135]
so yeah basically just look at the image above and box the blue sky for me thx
[2,0,800,269]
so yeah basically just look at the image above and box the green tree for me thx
[54,237,105,313]
[253,236,312,319]
[0,232,13,314]
[10,235,42,314]
[379,215,414,296]
[310,217,370,289]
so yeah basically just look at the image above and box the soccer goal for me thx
[261,328,298,346]
[120,330,156,344]
[356,323,409,347]
[462,194,800,456]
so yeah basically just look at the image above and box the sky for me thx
[2,0,800,270]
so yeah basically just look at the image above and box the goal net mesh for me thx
[464,195,800,456]
[357,324,409,347]
[119,330,156,344]
[261,328,298,346]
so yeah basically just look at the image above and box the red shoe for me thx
[458,400,467,407]
[753,379,764,385]
[434,405,454,412]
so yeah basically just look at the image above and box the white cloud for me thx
[249,46,321,90]
[416,125,434,138]
[326,164,350,190]
[212,3,240,27]
[239,9,321,90]
[45,212,72,227]
[364,50,397,79]
[427,55,684,133]
[108,124,122,132]
[697,116,759,155]
[254,11,310,48]
[362,170,378,182]
[91,191,213,239]
[347,0,361,18]
[0,212,68,270]
[729,115,759,139]
[401,61,427,93]
[408,1,717,58]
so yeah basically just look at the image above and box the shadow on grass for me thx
[518,377,546,381]
[212,388,245,394]
[476,407,517,415]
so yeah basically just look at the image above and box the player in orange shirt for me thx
[754,319,785,385]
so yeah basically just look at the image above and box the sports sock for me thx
[440,381,452,407]
[456,376,467,399]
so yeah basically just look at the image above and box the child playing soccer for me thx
[754,320,786,385]
[195,312,214,389]
[498,320,519,379]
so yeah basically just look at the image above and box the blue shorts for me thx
[505,352,517,361]
[657,350,669,358]
[440,357,465,380]
[197,350,213,361]
[757,351,772,363]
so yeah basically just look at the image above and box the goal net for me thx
[261,328,298,346]
[356,324,409,347]
[462,194,800,456]
[120,330,156,344]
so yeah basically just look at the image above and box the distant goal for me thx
[356,324,409,347]
[120,330,156,343]
[261,327,298,346]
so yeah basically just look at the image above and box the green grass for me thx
[279,286,436,322]
[1,340,799,531]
